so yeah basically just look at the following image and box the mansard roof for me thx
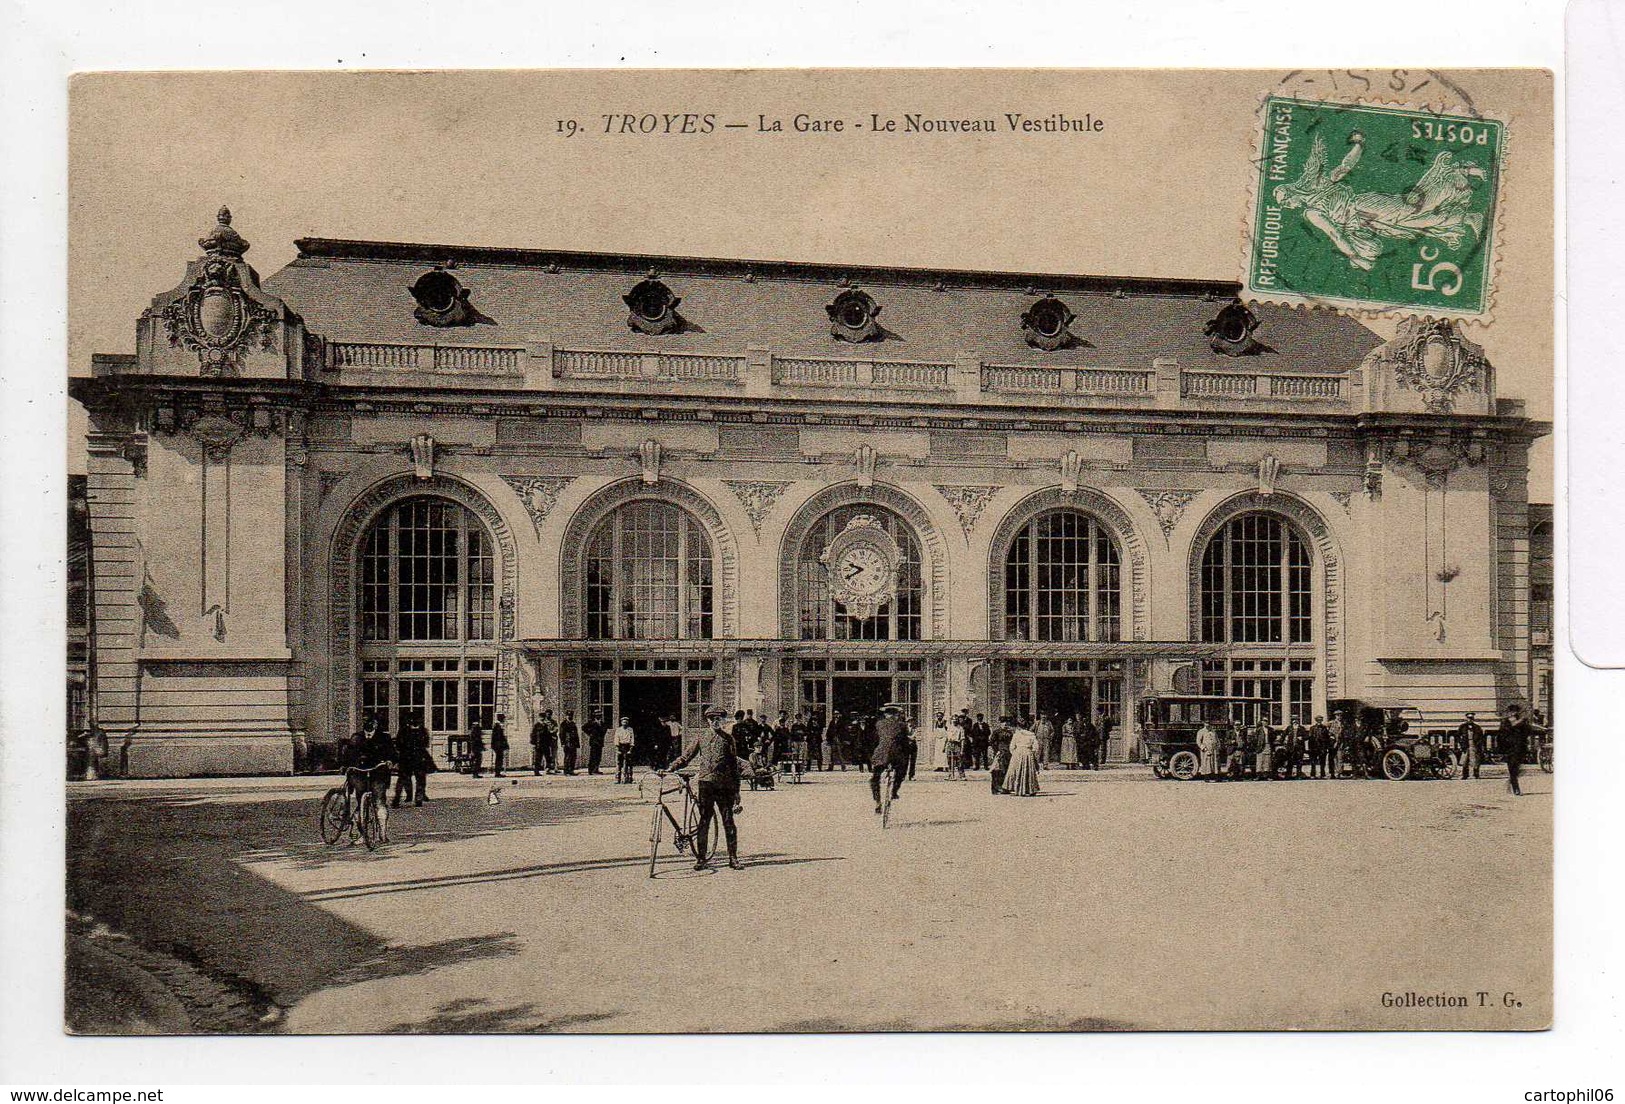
[265,237,1385,374]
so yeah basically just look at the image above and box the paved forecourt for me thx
[66,764,1551,1033]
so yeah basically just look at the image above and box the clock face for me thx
[838,544,891,597]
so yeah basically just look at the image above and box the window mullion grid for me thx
[1086,517,1099,644]
[611,511,623,641]
[677,515,690,641]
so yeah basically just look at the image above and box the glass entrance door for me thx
[832,676,891,718]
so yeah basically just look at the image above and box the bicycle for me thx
[877,765,895,829]
[648,771,720,877]
[319,765,389,850]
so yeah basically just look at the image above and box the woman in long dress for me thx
[1060,718,1080,768]
[1196,722,1219,780]
[1003,723,1041,796]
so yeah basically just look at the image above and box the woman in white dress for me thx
[1003,723,1041,796]
[929,712,952,771]
[1060,717,1080,768]
[1196,722,1219,780]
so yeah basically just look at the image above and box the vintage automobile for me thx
[1326,698,1457,781]
[1139,694,1269,780]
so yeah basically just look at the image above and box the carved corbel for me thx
[855,443,877,488]
[1363,441,1384,500]
[641,439,662,485]
[1257,452,1282,496]
[411,433,436,481]
[1060,450,1083,493]
[191,413,245,462]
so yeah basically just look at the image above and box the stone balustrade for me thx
[321,339,1359,410]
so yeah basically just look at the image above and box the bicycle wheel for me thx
[319,787,347,845]
[880,769,893,829]
[358,792,381,851]
[649,802,665,878]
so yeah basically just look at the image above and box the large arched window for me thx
[796,504,922,641]
[357,496,500,741]
[585,500,714,640]
[1003,510,1121,642]
[1198,511,1314,723]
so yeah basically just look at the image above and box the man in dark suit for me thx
[869,704,914,813]
[1497,705,1543,796]
[1455,712,1486,779]
[1097,709,1116,767]
[1285,718,1309,778]
[467,719,485,779]
[1307,716,1331,778]
[490,713,508,777]
[665,706,745,870]
[559,711,581,775]
[583,709,606,775]
[1079,716,1100,771]
[392,712,429,807]
[530,709,557,775]
[970,713,991,771]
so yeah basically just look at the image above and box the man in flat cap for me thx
[664,705,745,870]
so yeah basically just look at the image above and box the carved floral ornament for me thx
[724,480,792,534]
[147,403,296,456]
[1385,435,1488,485]
[1135,489,1200,543]
[157,208,282,377]
[935,485,1000,540]
[502,476,575,536]
[1365,317,1491,414]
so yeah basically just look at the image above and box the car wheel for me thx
[1169,751,1199,781]
[1152,763,1169,779]
[1434,755,1457,780]
[1382,749,1412,781]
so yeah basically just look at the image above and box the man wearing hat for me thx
[869,704,915,814]
[664,706,745,870]
[1455,711,1486,780]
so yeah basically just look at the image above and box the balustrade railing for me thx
[331,342,523,373]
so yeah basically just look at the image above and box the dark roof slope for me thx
[264,238,1384,372]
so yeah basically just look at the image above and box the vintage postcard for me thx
[63,68,1553,1034]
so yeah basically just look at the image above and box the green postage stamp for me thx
[1246,96,1504,317]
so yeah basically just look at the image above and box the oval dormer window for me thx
[826,288,882,342]
[623,277,682,335]
[409,268,477,327]
[1020,295,1077,351]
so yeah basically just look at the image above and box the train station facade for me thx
[71,209,1549,776]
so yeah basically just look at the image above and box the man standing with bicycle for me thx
[664,705,744,871]
[869,704,913,815]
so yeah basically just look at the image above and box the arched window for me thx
[1200,513,1311,645]
[1198,512,1315,724]
[1003,510,1121,642]
[796,505,922,641]
[584,500,714,640]
[357,496,500,742]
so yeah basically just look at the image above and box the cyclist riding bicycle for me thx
[345,713,396,841]
[869,703,913,815]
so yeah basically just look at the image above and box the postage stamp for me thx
[1245,96,1504,317]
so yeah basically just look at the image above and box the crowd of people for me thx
[1183,704,1547,795]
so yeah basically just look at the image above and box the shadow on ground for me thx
[65,787,626,1023]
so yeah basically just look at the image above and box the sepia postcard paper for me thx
[64,67,1553,1034]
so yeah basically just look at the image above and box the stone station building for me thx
[70,209,1549,775]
